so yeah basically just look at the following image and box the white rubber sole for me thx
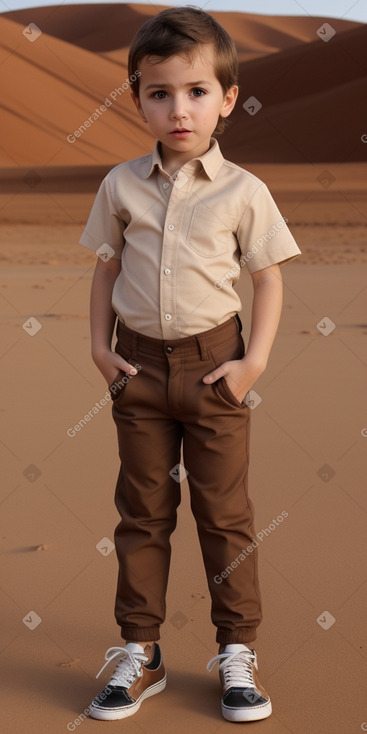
[222,699,272,722]
[89,675,167,721]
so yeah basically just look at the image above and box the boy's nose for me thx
[169,96,188,120]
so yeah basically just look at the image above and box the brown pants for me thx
[109,315,262,645]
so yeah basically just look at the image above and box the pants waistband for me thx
[115,314,243,362]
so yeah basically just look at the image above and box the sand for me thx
[1,5,367,734]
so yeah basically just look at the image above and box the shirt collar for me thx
[144,137,224,182]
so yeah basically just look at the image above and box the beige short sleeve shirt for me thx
[79,138,301,339]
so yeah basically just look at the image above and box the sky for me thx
[1,0,367,21]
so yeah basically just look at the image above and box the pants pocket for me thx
[108,370,130,402]
[208,337,248,410]
[108,343,133,402]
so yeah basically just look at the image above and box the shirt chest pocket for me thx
[184,204,235,257]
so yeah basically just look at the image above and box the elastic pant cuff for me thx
[120,626,160,642]
[216,628,257,645]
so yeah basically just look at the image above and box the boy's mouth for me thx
[169,128,191,137]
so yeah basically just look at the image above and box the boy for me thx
[79,6,301,724]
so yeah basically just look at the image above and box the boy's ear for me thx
[220,85,239,119]
[130,92,147,123]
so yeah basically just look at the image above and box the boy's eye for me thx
[151,88,206,99]
[152,90,168,99]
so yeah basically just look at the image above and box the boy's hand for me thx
[203,264,283,403]
[92,348,138,387]
[202,356,264,404]
[90,257,138,387]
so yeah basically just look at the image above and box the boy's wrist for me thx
[91,345,112,364]
[241,353,267,377]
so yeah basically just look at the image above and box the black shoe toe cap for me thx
[223,687,268,708]
[91,685,134,710]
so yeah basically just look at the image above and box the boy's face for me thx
[131,44,238,170]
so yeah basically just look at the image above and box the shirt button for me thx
[164,268,171,275]
[168,224,175,231]
[165,313,172,321]
[162,182,170,189]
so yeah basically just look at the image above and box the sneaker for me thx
[89,642,166,720]
[207,643,272,722]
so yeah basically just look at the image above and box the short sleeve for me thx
[79,173,126,260]
[237,183,301,273]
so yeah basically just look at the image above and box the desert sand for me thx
[1,5,366,734]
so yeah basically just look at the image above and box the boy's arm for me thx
[90,257,137,385]
[202,263,283,402]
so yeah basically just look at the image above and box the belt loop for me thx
[131,331,138,361]
[235,313,243,333]
[196,332,208,361]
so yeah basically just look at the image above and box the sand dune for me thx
[0,5,365,168]
[3,4,361,58]
[0,12,152,168]
[0,4,365,259]
[224,23,367,163]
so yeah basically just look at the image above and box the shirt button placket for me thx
[162,223,175,334]
[162,165,191,337]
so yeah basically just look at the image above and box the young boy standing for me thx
[79,7,301,724]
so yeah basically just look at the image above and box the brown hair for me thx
[128,6,238,135]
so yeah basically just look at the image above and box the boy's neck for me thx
[159,139,212,177]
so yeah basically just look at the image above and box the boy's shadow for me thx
[164,667,220,717]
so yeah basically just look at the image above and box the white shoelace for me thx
[96,646,148,687]
[207,649,257,690]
